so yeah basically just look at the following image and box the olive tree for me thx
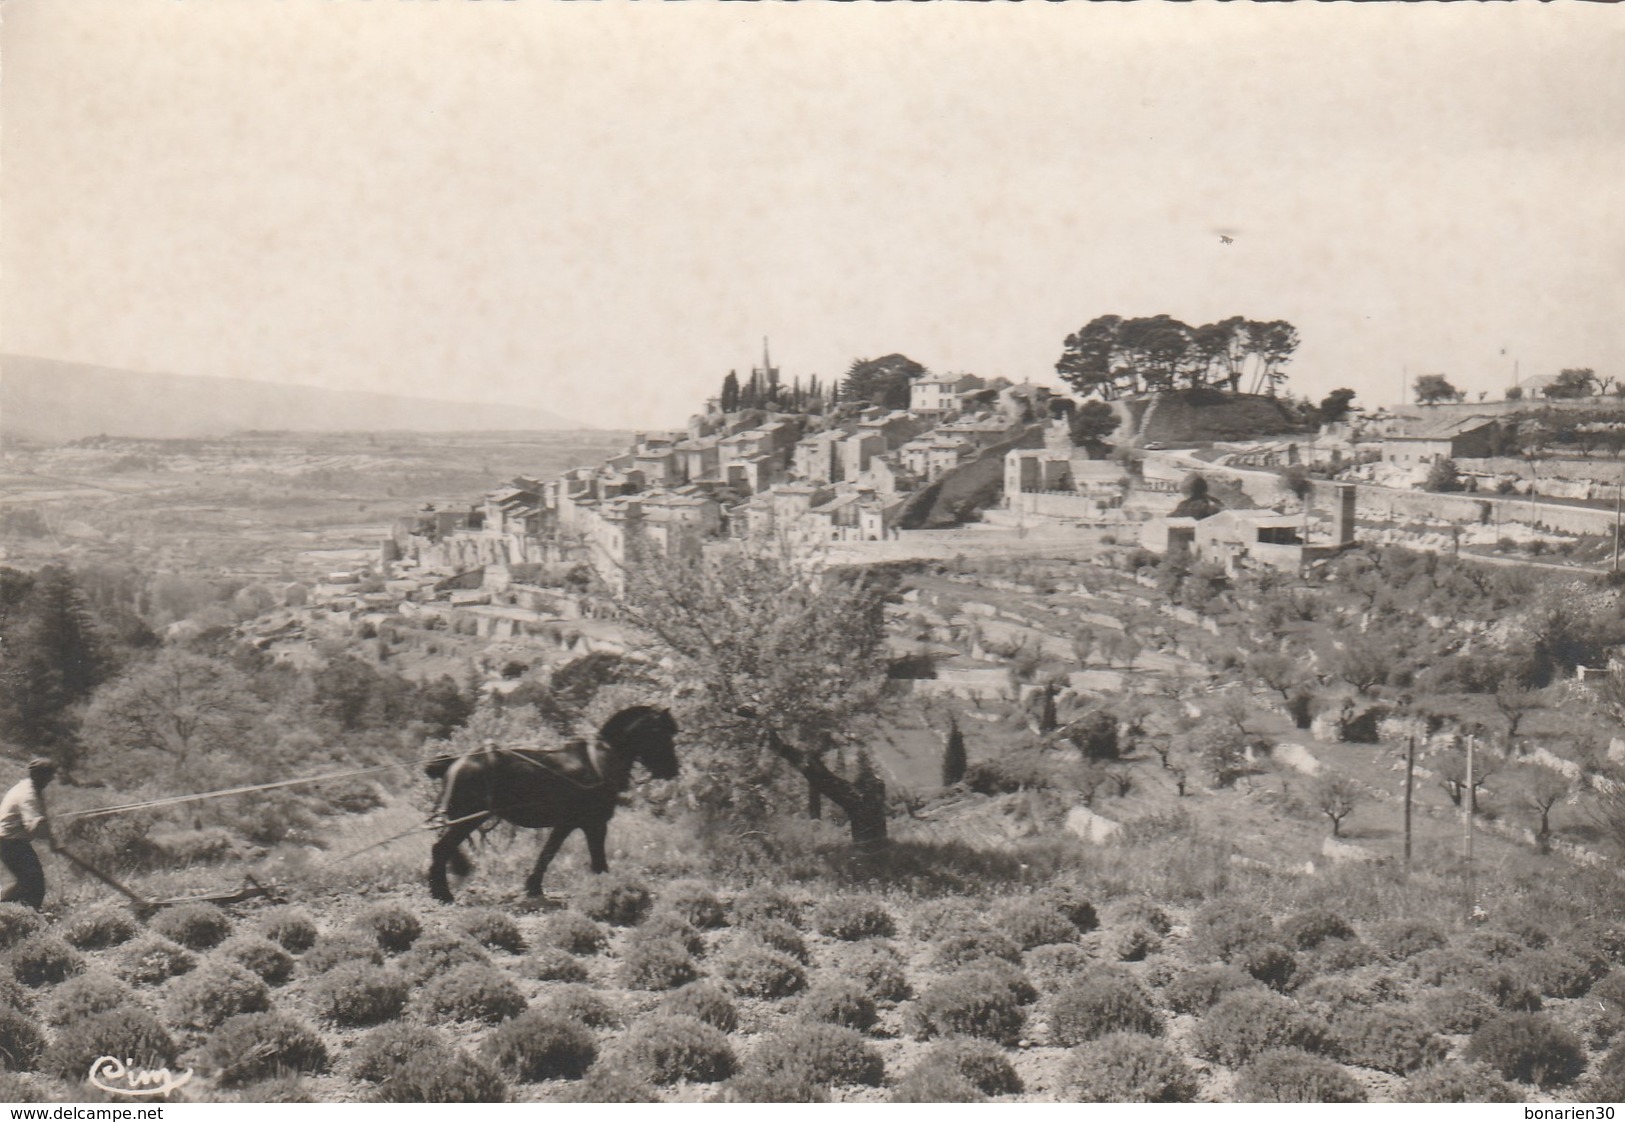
[620,546,894,853]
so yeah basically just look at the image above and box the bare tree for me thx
[1523,766,1570,852]
[1434,741,1504,813]
[1107,766,1134,799]
[1494,681,1542,749]
[1314,773,1361,837]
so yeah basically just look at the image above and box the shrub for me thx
[1304,937,1378,974]
[1371,918,1448,960]
[0,906,44,950]
[888,1068,986,1102]
[544,911,608,955]
[909,1036,1022,1096]
[930,929,1023,970]
[528,947,589,984]
[397,932,490,985]
[833,940,910,1003]
[309,962,409,1027]
[1420,987,1496,1036]
[1515,947,1606,999]
[417,963,526,1025]
[355,904,421,954]
[907,898,990,941]
[1112,924,1163,963]
[1036,885,1099,933]
[714,1068,830,1103]
[301,930,385,975]
[0,975,29,1014]
[165,962,271,1030]
[348,1023,449,1081]
[149,903,232,951]
[1400,1060,1526,1102]
[227,1077,313,1103]
[1192,990,1331,1068]
[534,985,622,1029]
[739,918,808,963]
[799,977,876,1032]
[909,971,1027,1045]
[631,913,706,958]
[43,973,134,1026]
[1191,899,1275,962]
[1332,1006,1447,1074]
[1161,963,1262,1014]
[218,936,295,986]
[747,1023,883,1087]
[1234,1048,1367,1103]
[1026,942,1095,989]
[617,1013,736,1084]
[619,938,699,992]
[8,936,82,988]
[1410,947,1497,989]
[1049,971,1162,1045]
[0,1007,44,1073]
[370,1051,508,1103]
[200,1013,327,1087]
[1279,909,1356,951]
[575,873,653,926]
[1487,968,1543,1012]
[554,1068,660,1103]
[715,942,804,999]
[41,1007,175,1082]
[1465,1013,1586,1087]
[1237,941,1299,991]
[117,936,195,986]
[971,959,1040,1005]
[731,886,802,929]
[1463,929,1530,961]
[1064,1033,1197,1102]
[658,980,738,1032]
[1593,969,1625,1009]
[995,899,1078,950]
[811,895,895,941]
[59,907,138,952]
[456,909,525,954]
[1106,897,1171,936]
[479,1010,596,1081]
[660,881,726,929]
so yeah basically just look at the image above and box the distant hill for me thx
[0,355,586,442]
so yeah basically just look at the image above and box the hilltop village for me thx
[221,356,1625,681]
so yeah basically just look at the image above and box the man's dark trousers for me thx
[0,840,44,909]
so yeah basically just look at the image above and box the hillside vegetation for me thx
[9,539,1625,1101]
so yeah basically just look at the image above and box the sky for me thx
[4,2,1623,430]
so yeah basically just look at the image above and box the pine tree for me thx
[0,565,114,757]
[720,370,740,413]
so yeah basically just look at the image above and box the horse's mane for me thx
[597,705,665,747]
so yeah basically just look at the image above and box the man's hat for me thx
[26,758,55,775]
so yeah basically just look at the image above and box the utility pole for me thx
[1463,733,1477,921]
[1614,467,1622,574]
[1404,733,1416,874]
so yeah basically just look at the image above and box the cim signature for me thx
[87,1056,194,1097]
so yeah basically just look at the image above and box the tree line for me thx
[1056,314,1300,400]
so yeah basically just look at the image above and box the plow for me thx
[43,759,446,915]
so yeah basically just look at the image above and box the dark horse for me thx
[425,705,679,903]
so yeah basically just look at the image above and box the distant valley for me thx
[0,354,585,442]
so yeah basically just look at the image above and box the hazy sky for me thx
[5,2,1622,429]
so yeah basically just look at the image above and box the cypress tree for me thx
[941,717,967,787]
